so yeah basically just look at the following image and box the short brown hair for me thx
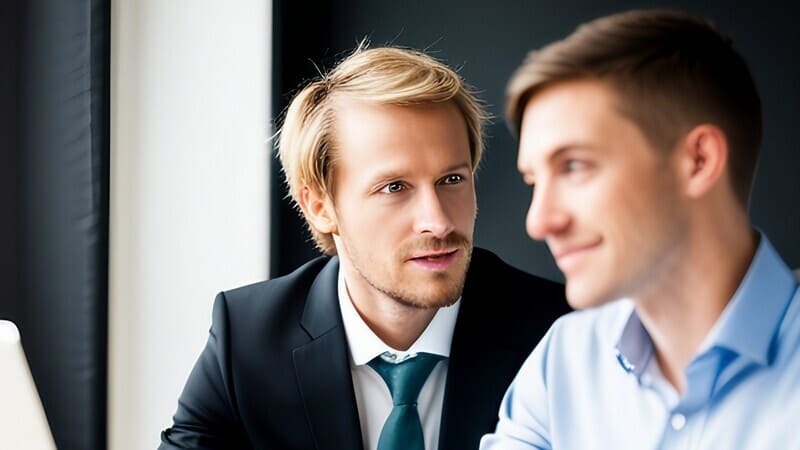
[507,9,762,207]
[278,45,488,254]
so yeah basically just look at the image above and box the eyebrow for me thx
[367,161,473,187]
[443,162,472,173]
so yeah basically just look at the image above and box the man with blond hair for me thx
[481,9,800,450]
[159,46,568,450]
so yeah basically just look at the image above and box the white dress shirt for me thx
[337,267,461,450]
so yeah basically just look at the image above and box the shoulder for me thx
[213,255,334,332]
[500,300,633,411]
[465,247,570,318]
[457,248,571,351]
[224,255,330,304]
[537,300,633,372]
[468,247,563,290]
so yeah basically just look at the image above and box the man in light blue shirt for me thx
[481,9,800,450]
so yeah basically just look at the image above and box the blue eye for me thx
[444,174,463,184]
[382,182,404,193]
[564,160,587,172]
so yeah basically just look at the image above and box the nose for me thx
[412,188,455,238]
[526,182,570,240]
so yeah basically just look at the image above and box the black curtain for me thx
[2,0,111,448]
[0,0,21,323]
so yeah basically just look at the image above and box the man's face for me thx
[518,79,689,309]
[329,99,476,309]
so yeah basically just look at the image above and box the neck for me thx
[633,217,757,394]
[342,268,438,352]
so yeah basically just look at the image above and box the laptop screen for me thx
[0,320,56,450]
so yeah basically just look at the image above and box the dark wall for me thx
[271,0,336,275]
[272,0,800,280]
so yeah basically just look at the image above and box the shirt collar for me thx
[615,232,799,374]
[614,300,652,377]
[705,233,798,365]
[337,265,461,366]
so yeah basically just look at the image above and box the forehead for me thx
[331,98,471,177]
[333,97,467,143]
[517,80,648,172]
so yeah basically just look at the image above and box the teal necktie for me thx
[368,352,444,450]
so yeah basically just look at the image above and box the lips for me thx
[410,249,458,260]
[550,241,600,272]
[408,249,460,271]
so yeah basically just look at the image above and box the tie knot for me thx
[368,352,444,405]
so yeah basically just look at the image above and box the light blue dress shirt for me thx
[481,235,800,449]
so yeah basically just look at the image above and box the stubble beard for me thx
[347,235,473,310]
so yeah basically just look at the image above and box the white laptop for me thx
[0,320,56,450]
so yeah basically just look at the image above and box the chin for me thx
[565,282,612,310]
[398,296,460,310]
[392,277,465,310]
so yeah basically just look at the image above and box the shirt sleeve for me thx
[479,321,559,450]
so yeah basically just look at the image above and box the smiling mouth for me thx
[552,241,601,271]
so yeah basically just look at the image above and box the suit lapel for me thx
[293,258,363,450]
[439,307,518,450]
[438,250,519,450]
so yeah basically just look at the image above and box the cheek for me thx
[568,172,644,255]
[334,198,379,237]
[569,175,626,224]
[355,204,412,241]
[446,190,477,229]
[603,170,678,259]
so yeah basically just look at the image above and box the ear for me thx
[676,124,729,199]
[298,185,338,235]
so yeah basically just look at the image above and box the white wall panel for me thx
[109,2,270,448]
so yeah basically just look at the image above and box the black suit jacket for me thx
[160,247,568,450]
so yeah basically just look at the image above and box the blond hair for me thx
[507,9,762,207]
[278,45,488,254]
